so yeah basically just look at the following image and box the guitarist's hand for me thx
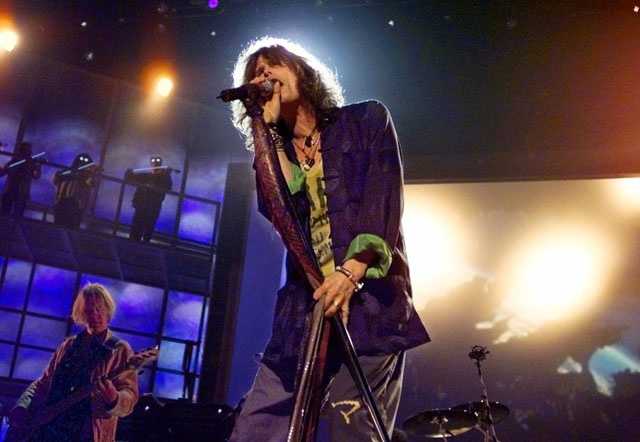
[95,378,118,408]
[8,406,30,428]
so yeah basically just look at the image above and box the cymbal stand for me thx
[468,346,500,442]
[431,414,455,439]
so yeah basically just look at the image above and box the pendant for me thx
[302,158,315,171]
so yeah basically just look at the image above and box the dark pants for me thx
[54,198,83,229]
[229,352,405,442]
[130,204,161,242]
[1,191,27,217]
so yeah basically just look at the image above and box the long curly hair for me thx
[231,37,344,150]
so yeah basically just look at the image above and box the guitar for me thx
[5,346,158,442]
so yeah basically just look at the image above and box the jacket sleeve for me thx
[14,338,73,411]
[349,101,403,271]
[104,342,139,417]
[344,233,393,278]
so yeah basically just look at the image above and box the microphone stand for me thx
[468,346,500,442]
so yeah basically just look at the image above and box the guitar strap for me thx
[102,334,121,352]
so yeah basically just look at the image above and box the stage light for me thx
[387,19,395,27]
[81,21,88,27]
[208,0,219,9]
[494,224,614,343]
[608,177,640,213]
[0,28,19,52]
[154,76,174,98]
[403,186,475,310]
[634,5,639,13]
[210,30,217,37]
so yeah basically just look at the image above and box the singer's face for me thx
[253,56,300,104]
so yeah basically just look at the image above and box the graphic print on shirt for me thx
[305,165,335,276]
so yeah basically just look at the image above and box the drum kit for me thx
[403,346,510,441]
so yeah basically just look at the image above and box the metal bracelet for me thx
[268,126,285,151]
[335,265,364,292]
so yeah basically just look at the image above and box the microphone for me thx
[217,80,274,103]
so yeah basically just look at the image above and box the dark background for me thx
[7,0,640,160]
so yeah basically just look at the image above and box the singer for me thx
[227,38,429,441]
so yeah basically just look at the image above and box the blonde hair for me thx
[71,283,116,325]
[230,36,345,149]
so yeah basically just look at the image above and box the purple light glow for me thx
[208,0,219,9]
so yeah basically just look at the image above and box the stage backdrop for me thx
[398,179,640,441]
[0,53,244,246]
[0,52,249,404]
[228,178,640,441]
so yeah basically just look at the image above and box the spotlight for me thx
[84,51,94,62]
[154,76,174,98]
[609,177,640,212]
[81,21,87,27]
[499,226,612,326]
[0,28,19,52]
[634,5,639,13]
[210,30,217,37]
[387,19,395,27]
[208,0,219,9]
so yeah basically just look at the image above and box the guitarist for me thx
[227,38,430,441]
[8,283,139,442]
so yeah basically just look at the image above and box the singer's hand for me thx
[250,79,281,124]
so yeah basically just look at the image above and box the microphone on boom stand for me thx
[216,80,274,103]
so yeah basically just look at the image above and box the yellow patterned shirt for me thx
[288,157,335,277]
[286,156,393,280]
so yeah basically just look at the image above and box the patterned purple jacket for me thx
[256,100,430,381]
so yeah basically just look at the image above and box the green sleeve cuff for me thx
[344,233,393,279]
[287,163,305,195]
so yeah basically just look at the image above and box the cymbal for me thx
[451,401,510,425]
[403,408,477,438]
